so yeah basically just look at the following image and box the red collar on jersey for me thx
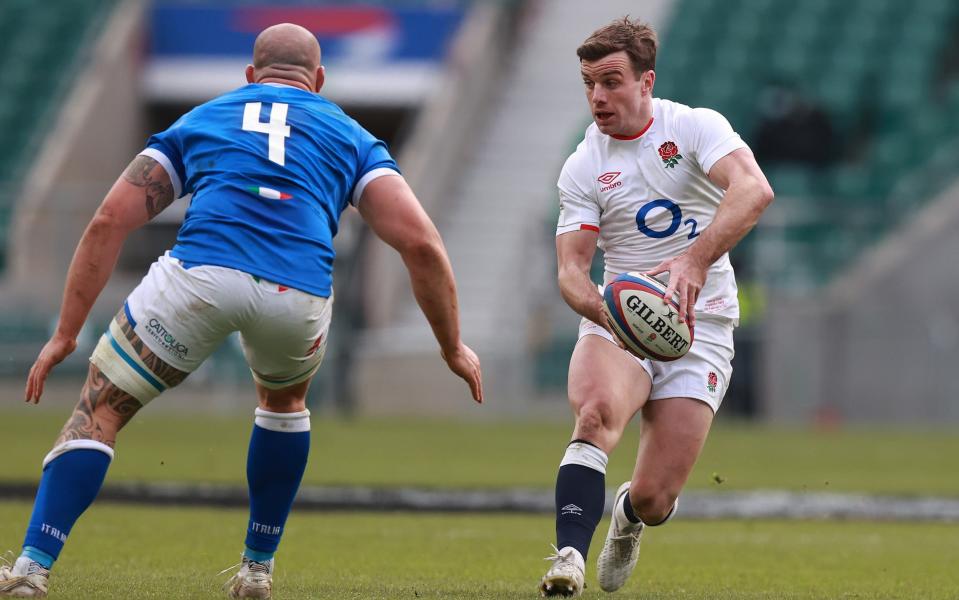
[610,117,654,141]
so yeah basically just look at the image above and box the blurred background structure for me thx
[1,0,958,424]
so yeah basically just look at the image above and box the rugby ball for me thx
[602,272,693,361]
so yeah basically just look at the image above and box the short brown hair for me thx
[577,17,657,76]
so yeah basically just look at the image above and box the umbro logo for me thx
[561,503,584,516]
[597,171,621,184]
[597,171,623,192]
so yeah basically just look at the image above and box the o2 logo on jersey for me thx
[635,199,700,239]
[243,102,291,166]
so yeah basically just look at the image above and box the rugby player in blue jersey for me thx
[0,23,483,599]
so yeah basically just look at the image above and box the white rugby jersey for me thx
[556,97,748,321]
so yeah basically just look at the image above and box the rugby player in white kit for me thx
[540,17,774,597]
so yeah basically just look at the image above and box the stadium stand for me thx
[4,0,957,419]
[655,0,959,288]
[0,0,117,272]
[0,0,118,377]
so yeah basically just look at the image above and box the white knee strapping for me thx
[89,321,168,405]
[254,408,311,433]
[43,440,115,468]
[560,441,608,473]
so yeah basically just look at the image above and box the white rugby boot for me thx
[0,556,50,598]
[596,481,644,592]
[222,556,274,599]
[539,545,585,597]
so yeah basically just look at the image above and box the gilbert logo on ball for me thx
[602,272,694,361]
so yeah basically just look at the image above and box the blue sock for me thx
[22,547,55,569]
[23,442,114,567]
[242,548,275,563]
[554,440,608,560]
[244,409,311,559]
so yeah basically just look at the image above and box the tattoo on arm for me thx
[121,156,175,219]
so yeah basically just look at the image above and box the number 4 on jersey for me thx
[243,102,291,166]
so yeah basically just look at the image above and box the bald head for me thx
[247,23,324,92]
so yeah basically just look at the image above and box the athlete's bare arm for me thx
[357,174,483,403]
[556,229,605,326]
[648,148,773,324]
[25,156,176,403]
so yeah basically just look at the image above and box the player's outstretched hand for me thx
[647,253,707,326]
[442,342,484,404]
[25,334,78,404]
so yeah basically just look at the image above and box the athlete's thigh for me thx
[632,396,714,494]
[632,318,734,491]
[569,319,653,428]
[240,281,332,391]
[109,302,192,391]
[124,254,245,374]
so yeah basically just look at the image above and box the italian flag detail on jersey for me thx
[247,186,293,200]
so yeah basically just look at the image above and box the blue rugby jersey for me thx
[141,83,399,297]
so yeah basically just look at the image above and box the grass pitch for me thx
[2,410,957,598]
[1,408,958,495]
[0,501,956,599]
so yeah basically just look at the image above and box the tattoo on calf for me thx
[115,309,190,387]
[121,155,175,219]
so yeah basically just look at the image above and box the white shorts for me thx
[578,315,735,413]
[113,253,331,394]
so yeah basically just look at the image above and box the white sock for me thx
[614,494,644,532]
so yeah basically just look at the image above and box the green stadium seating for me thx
[0,0,118,375]
[0,0,117,273]
[656,0,959,286]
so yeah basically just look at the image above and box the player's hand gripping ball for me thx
[602,272,694,361]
